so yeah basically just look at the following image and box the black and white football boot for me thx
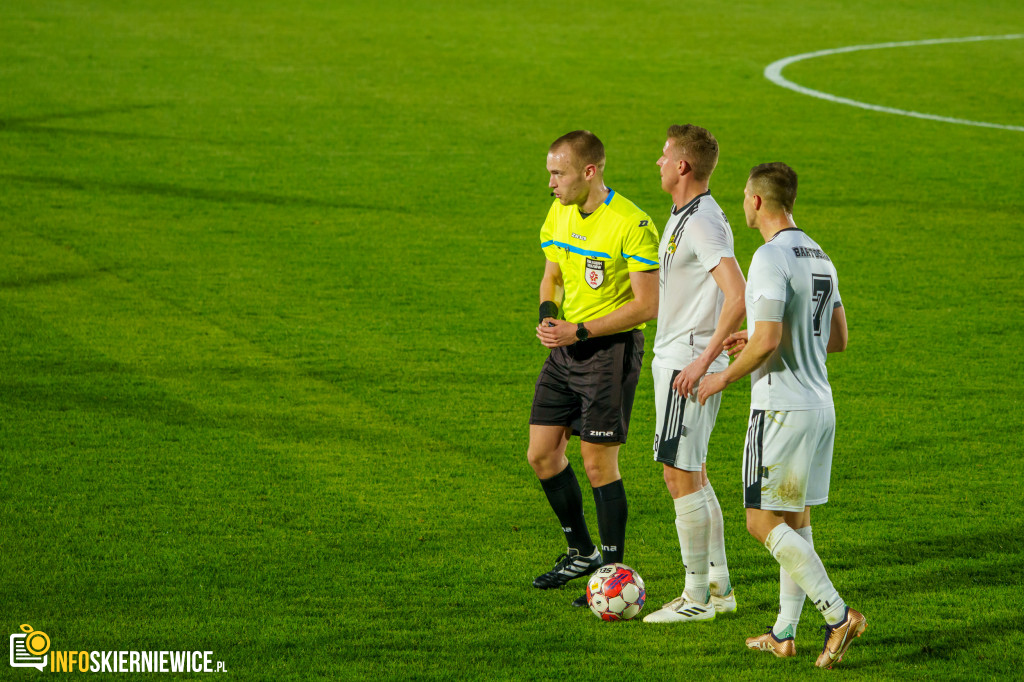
[532,548,602,589]
[642,589,716,623]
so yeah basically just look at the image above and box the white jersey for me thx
[653,192,735,371]
[746,228,842,410]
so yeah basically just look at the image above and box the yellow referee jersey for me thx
[540,189,659,328]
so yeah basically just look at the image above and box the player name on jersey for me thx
[791,246,831,260]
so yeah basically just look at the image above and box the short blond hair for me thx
[550,130,606,172]
[748,163,798,213]
[666,124,718,182]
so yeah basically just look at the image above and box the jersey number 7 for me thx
[811,274,834,336]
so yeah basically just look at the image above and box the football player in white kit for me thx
[698,163,865,668]
[642,125,746,624]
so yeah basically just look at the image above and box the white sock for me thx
[674,490,711,602]
[765,523,846,626]
[773,525,813,638]
[703,483,731,596]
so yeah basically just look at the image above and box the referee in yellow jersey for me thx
[528,130,660,607]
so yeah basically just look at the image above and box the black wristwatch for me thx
[575,323,590,342]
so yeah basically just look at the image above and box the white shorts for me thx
[743,408,835,512]
[652,363,722,472]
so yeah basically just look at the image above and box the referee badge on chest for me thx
[585,258,605,289]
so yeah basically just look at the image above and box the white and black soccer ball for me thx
[585,563,646,621]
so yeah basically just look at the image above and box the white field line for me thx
[764,34,1024,132]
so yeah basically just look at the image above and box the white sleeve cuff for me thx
[753,296,785,322]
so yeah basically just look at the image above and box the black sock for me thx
[539,464,595,554]
[593,479,627,565]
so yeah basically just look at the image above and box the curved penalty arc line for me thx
[764,34,1024,132]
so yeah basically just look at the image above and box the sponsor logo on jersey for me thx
[571,232,587,241]
[585,259,605,289]
[639,220,649,227]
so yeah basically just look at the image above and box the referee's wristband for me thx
[539,301,559,324]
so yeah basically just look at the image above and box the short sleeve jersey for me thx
[652,192,735,371]
[540,189,659,328]
[746,228,842,410]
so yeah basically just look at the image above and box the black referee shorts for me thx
[529,329,645,444]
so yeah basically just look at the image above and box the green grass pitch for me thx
[2,1,1022,679]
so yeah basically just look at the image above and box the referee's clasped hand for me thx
[536,319,577,348]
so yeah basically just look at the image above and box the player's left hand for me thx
[723,330,748,357]
[673,356,712,398]
[697,372,728,406]
[536,319,577,348]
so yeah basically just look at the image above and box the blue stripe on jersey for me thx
[622,251,658,266]
[604,189,615,205]
[541,240,612,258]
